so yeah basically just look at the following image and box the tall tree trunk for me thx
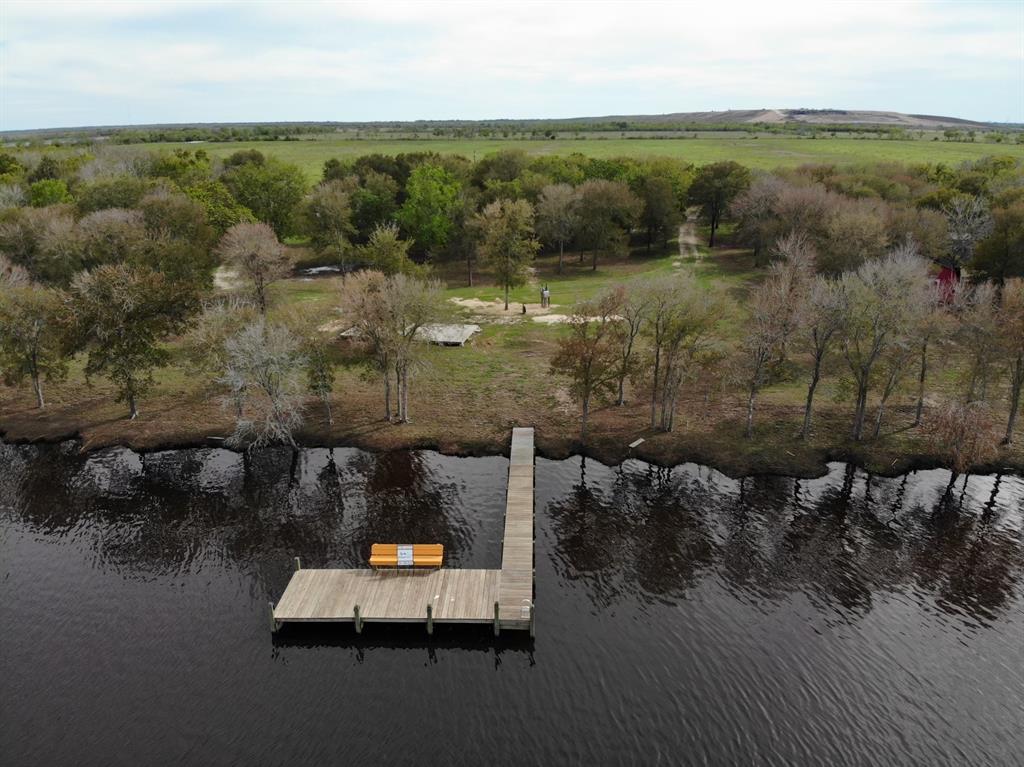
[558,241,564,274]
[32,373,44,409]
[617,373,626,406]
[914,340,928,427]
[800,363,822,440]
[852,383,868,441]
[580,394,590,443]
[128,388,138,420]
[467,255,473,287]
[324,396,333,425]
[708,209,718,246]
[384,369,392,422]
[504,283,509,311]
[745,384,757,438]
[1005,356,1023,444]
[592,250,598,272]
[401,367,410,422]
[649,346,661,429]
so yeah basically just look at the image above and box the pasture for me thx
[152,135,1024,181]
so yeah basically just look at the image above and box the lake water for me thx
[1,441,1022,765]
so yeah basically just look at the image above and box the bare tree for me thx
[943,195,993,277]
[840,246,931,441]
[955,281,1000,403]
[997,278,1024,444]
[798,276,846,439]
[338,270,444,423]
[535,183,580,275]
[0,254,30,288]
[550,292,622,442]
[926,401,1001,496]
[612,285,648,406]
[736,235,814,437]
[0,284,70,407]
[222,318,307,449]
[215,222,290,314]
[911,281,951,427]
[654,279,725,432]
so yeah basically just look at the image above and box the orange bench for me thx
[369,543,444,569]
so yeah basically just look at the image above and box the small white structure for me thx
[329,322,482,347]
[416,323,481,346]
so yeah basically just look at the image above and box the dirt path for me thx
[674,210,701,266]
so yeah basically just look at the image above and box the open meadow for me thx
[151,134,1024,181]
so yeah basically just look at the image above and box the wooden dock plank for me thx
[273,427,535,631]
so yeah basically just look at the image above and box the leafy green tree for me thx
[70,264,197,419]
[397,163,461,256]
[223,158,307,237]
[973,203,1024,286]
[535,183,580,274]
[474,199,540,310]
[359,223,419,276]
[148,148,211,187]
[301,179,355,251]
[28,179,71,207]
[550,292,622,442]
[688,161,751,245]
[635,174,679,252]
[0,152,25,179]
[0,284,71,408]
[576,179,641,270]
[27,155,63,183]
[76,176,155,214]
[350,170,399,242]
[183,180,255,234]
[304,335,337,425]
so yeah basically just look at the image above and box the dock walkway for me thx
[271,427,535,634]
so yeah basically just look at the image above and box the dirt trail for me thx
[674,210,701,266]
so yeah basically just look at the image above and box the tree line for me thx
[1,143,1023,464]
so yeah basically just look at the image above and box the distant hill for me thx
[558,109,999,131]
[2,108,1013,143]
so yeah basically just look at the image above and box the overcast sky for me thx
[1,0,1020,130]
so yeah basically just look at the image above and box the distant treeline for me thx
[5,120,1022,148]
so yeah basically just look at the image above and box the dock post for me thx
[294,556,301,572]
[426,603,433,635]
[354,604,362,634]
[529,602,535,638]
[493,601,500,637]
[268,601,278,633]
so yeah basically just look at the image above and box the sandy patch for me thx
[213,266,244,292]
[449,296,559,319]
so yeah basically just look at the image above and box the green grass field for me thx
[153,135,1024,181]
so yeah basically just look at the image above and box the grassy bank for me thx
[145,135,1024,182]
[2,233,1022,478]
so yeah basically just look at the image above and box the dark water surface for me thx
[1,442,1022,766]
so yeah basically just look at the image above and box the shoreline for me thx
[3,421,1022,481]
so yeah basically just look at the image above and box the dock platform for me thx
[271,427,535,634]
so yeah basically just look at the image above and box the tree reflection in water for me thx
[543,456,1023,624]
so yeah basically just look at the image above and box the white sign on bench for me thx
[397,544,414,567]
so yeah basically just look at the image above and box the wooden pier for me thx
[271,427,535,634]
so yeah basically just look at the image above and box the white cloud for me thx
[1,0,1020,128]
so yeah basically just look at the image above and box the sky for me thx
[0,0,1021,131]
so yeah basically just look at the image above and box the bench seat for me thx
[369,543,444,569]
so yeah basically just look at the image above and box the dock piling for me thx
[271,428,535,635]
[268,601,278,633]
